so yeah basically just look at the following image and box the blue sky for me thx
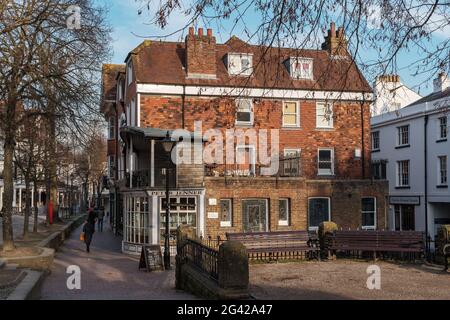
[98,0,448,96]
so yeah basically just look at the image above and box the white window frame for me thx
[361,197,376,230]
[227,53,253,76]
[317,148,334,176]
[278,198,290,226]
[289,57,313,80]
[438,155,448,186]
[127,61,133,86]
[316,101,334,128]
[219,199,233,228]
[308,197,331,231]
[397,125,410,146]
[371,131,380,151]
[235,99,254,126]
[438,116,448,140]
[396,160,410,187]
[282,101,300,127]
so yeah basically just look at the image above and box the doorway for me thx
[242,199,268,232]
[394,204,415,231]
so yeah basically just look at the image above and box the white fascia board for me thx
[137,83,373,102]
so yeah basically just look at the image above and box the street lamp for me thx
[161,131,176,270]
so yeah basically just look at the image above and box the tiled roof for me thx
[406,87,450,107]
[127,37,372,93]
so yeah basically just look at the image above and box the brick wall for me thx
[204,177,388,239]
[185,27,217,77]
[139,94,372,180]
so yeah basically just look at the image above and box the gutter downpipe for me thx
[424,113,429,261]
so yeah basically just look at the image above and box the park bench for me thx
[325,230,425,260]
[226,230,320,261]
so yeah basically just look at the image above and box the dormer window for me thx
[226,53,253,76]
[287,57,313,80]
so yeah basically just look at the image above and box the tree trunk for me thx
[33,179,39,233]
[2,103,16,252]
[48,103,59,223]
[22,177,31,240]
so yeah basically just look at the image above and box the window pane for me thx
[237,112,251,122]
[242,199,268,232]
[319,150,331,161]
[308,198,329,228]
[220,199,232,223]
[361,198,375,211]
[279,199,289,222]
[284,102,296,113]
[283,114,297,125]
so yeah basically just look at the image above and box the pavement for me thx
[40,220,196,300]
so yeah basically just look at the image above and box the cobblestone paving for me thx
[41,221,196,300]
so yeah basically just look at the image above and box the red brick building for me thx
[101,24,388,254]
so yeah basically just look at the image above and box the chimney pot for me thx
[189,27,194,36]
[207,28,212,37]
[330,22,335,36]
[198,28,203,37]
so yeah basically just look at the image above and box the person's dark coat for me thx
[83,212,96,245]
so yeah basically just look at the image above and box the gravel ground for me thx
[250,260,450,300]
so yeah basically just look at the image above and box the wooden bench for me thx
[325,230,425,260]
[226,230,320,261]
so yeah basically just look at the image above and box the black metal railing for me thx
[205,155,301,178]
[178,238,219,281]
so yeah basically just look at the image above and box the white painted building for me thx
[371,73,450,248]
[372,74,422,116]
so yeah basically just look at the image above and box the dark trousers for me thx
[98,218,104,232]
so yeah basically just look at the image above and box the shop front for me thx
[122,189,205,255]
[389,196,421,231]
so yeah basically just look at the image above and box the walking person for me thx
[82,208,96,253]
[97,206,105,232]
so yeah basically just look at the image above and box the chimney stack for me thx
[185,27,217,79]
[433,72,449,93]
[321,22,348,57]
[378,74,400,83]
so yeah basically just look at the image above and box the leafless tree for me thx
[0,0,111,251]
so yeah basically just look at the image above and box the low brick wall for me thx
[176,226,250,299]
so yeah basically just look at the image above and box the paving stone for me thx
[40,220,196,300]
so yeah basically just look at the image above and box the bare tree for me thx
[0,0,111,251]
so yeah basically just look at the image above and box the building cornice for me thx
[136,83,374,102]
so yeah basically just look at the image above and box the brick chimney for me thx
[377,74,400,83]
[433,72,449,93]
[185,27,217,79]
[321,22,349,57]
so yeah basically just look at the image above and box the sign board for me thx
[389,196,420,205]
[139,245,164,272]
[208,198,217,206]
[207,212,219,219]
[147,189,204,197]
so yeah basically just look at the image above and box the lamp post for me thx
[161,131,176,270]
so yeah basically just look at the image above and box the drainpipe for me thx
[182,85,186,129]
[424,114,429,260]
[360,100,366,179]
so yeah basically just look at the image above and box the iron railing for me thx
[178,238,219,281]
[205,155,301,178]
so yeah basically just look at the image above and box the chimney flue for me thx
[330,22,335,37]
[198,28,203,37]
[207,28,212,37]
[189,27,194,36]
